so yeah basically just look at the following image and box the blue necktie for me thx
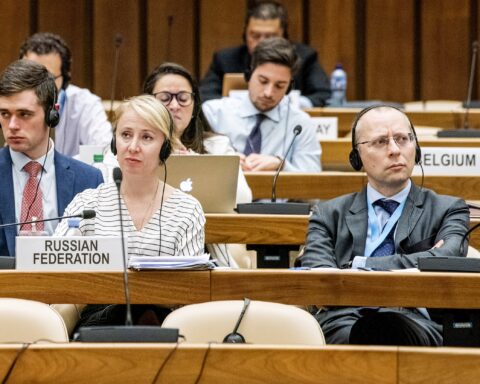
[244,114,265,155]
[371,199,400,257]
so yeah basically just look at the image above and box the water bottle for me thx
[65,218,82,236]
[18,216,48,236]
[92,154,109,182]
[330,63,347,106]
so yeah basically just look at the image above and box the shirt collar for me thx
[10,139,55,174]
[237,92,288,123]
[367,179,411,205]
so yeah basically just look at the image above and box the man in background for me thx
[200,1,330,107]
[0,60,103,256]
[203,37,321,172]
[19,32,112,157]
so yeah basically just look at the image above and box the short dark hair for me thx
[244,1,288,38]
[0,59,57,116]
[19,32,72,89]
[143,62,215,154]
[250,37,299,75]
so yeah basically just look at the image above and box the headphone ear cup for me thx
[415,145,421,164]
[110,136,117,155]
[244,69,251,83]
[349,149,363,171]
[159,140,171,164]
[45,107,60,128]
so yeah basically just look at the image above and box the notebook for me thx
[159,155,239,213]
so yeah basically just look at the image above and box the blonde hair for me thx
[112,94,180,151]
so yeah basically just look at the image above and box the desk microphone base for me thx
[236,202,310,215]
[74,326,179,343]
[437,129,480,138]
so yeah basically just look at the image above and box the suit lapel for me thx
[396,184,424,247]
[0,149,18,255]
[346,188,369,256]
[54,152,74,216]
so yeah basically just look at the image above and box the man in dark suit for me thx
[0,60,103,257]
[299,105,470,345]
[199,1,331,107]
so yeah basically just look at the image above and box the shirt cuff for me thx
[351,256,367,269]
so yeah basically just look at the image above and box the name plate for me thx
[413,147,480,175]
[311,117,338,140]
[16,236,126,271]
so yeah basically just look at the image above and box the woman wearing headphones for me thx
[143,63,252,267]
[54,95,205,326]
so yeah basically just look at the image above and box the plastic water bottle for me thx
[18,216,48,236]
[65,218,82,236]
[330,63,347,106]
[92,154,109,182]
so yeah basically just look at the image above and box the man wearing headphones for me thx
[199,1,330,107]
[298,105,470,345]
[202,37,321,172]
[0,60,103,257]
[19,32,112,157]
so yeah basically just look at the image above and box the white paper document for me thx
[128,254,213,270]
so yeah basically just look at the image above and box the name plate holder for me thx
[15,236,126,271]
[414,147,480,175]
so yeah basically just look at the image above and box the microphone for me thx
[74,167,179,342]
[109,33,123,120]
[0,210,95,229]
[438,40,480,137]
[236,125,310,215]
[223,298,250,343]
[165,15,174,61]
[271,125,302,202]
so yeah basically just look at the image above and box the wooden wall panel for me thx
[310,0,358,100]
[37,0,92,89]
[365,0,415,102]
[0,1,31,72]
[199,0,245,78]
[282,0,304,42]
[421,0,470,100]
[93,0,142,100]
[146,0,195,77]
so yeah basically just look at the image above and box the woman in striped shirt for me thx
[55,94,205,326]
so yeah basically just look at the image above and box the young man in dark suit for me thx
[0,59,103,257]
[200,1,331,107]
[299,105,470,345]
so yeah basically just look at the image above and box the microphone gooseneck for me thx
[109,34,123,120]
[463,40,479,129]
[271,125,302,202]
[0,210,96,229]
[113,167,133,327]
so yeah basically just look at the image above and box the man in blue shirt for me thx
[299,105,470,345]
[202,37,321,172]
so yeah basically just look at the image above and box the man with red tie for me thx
[0,59,103,257]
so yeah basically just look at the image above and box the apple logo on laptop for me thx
[179,178,193,193]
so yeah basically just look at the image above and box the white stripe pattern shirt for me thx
[54,183,205,257]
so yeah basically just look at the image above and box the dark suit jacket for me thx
[199,43,331,107]
[0,147,104,256]
[299,184,470,270]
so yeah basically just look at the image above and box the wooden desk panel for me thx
[0,271,210,304]
[244,172,480,201]
[0,344,398,384]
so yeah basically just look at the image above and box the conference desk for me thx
[1,343,479,384]
[322,137,480,170]
[306,107,480,137]
[2,268,480,308]
[243,172,480,201]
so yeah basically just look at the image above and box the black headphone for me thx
[244,67,293,94]
[110,108,174,164]
[349,104,422,171]
[223,298,250,344]
[44,79,60,128]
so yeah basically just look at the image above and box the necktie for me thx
[371,199,400,257]
[20,161,44,232]
[244,114,265,155]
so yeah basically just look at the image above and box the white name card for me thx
[16,236,126,271]
[413,147,480,175]
[311,117,338,140]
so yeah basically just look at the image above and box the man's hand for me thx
[241,153,282,171]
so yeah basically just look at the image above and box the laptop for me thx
[159,155,239,213]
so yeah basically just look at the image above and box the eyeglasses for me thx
[153,91,194,107]
[356,133,415,150]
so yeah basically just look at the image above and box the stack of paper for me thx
[128,254,213,270]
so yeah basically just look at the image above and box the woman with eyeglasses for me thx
[143,63,253,267]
